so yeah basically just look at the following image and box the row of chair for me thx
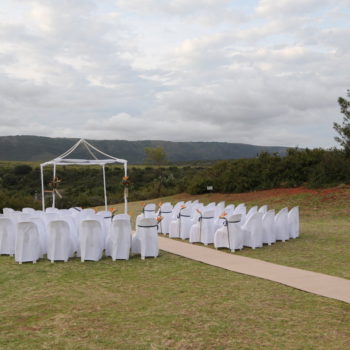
[137,201,300,251]
[0,208,159,263]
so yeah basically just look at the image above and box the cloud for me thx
[0,0,349,148]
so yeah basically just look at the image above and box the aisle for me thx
[159,237,350,304]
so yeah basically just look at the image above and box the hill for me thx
[0,135,287,163]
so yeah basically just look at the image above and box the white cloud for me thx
[0,0,349,148]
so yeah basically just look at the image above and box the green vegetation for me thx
[1,147,350,211]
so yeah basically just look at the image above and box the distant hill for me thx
[0,135,288,163]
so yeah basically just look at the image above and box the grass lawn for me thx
[108,186,350,279]
[1,186,350,349]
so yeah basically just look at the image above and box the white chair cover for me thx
[275,208,289,241]
[171,201,185,220]
[3,208,14,215]
[214,214,243,251]
[158,203,173,234]
[262,210,276,245]
[215,201,226,218]
[189,210,215,245]
[106,216,132,260]
[46,207,59,213]
[22,208,36,213]
[288,206,300,239]
[258,205,268,214]
[0,218,16,255]
[79,220,104,261]
[47,220,75,262]
[132,218,159,259]
[135,203,157,230]
[15,221,42,263]
[242,212,263,249]
[29,217,48,255]
[233,204,246,224]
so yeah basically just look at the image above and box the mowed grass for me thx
[1,252,350,349]
[1,186,350,349]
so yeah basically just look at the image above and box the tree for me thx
[334,89,350,156]
[144,146,168,195]
[144,146,168,165]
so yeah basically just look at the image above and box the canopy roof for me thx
[41,138,127,166]
[40,138,128,212]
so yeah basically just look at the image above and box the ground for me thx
[1,186,350,349]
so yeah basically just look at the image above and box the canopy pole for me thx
[52,162,56,208]
[40,165,45,211]
[102,164,108,211]
[124,162,128,214]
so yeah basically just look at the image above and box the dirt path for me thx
[159,237,350,304]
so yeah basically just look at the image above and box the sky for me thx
[0,0,349,148]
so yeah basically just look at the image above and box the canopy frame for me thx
[40,138,128,213]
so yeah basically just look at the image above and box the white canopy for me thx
[40,138,128,213]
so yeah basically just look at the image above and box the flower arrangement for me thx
[122,176,130,187]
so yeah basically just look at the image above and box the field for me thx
[1,187,350,349]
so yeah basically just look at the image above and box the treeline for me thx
[1,148,350,211]
[187,148,350,194]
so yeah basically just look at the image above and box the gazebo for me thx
[40,138,128,213]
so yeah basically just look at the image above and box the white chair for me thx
[29,216,48,255]
[158,203,173,234]
[258,205,268,214]
[215,201,226,218]
[22,208,36,214]
[189,210,215,245]
[246,206,258,220]
[132,218,159,259]
[59,215,79,252]
[288,206,300,239]
[46,207,59,213]
[79,220,104,262]
[242,212,263,249]
[106,216,132,260]
[275,208,289,242]
[171,201,185,220]
[262,210,276,245]
[135,203,157,230]
[3,208,14,215]
[0,218,16,255]
[214,214,243,251]
[47,220,75,262]
[233,204,246,224]
[15,222,42,263]
[169,207,192,239]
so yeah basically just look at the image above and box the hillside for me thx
[0,135,287,163]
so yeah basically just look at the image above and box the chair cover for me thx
[288,206,300,239]
[275,208,289,241]
[22,208,36,213]
[0,218,16,255]
[59,215,79,252]
[246,206,258,220]
[171,201,185,220]
[258,205,268,214]
[189,210,215,245]
[135,203,157,230]
[79,220,104,261]
[106,217,132,260]
[15,221,42,263]
[3,208,14,215]
[47,220,75,262]
[132,218,159,259]
[242,212,263,249]
[158,203,173,234]
[214,214,243,251]
[215,201,226,218]
[29,217,48,255]
[46,207,59,213]
[262,210,276,245]
[233,204,247,223]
